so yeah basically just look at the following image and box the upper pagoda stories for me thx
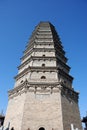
[4,22,82,130]
[14,21,73,89]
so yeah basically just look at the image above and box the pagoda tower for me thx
[4,22,82,130]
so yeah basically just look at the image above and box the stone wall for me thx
[21,89,63,130]
[61,94,82,130]
[4,93,26,130]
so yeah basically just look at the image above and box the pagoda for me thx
[4,22,82,130]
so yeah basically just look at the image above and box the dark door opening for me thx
[39,127,45,130]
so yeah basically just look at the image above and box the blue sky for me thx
[0,0,87,121]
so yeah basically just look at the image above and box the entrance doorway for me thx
[39,127,45,130]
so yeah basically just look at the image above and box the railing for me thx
[0,122,10,130]
[71,124,83,130]
[0,126,4,130]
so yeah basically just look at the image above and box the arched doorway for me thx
[39,127,45,130]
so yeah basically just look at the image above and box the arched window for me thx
[42,63,45,67]
[41,76,46,79]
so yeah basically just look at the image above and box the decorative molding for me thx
[8,80,62,99]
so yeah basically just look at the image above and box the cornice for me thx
[61,83,79,103]
[55,45,65,55]
[35,42,54,45]
[37,31,52,35]
[55,49,66,62]
[56,57,70,71]
[56,50,68,63]
[58,68,73,81]
[34,48,55,52]
[23,43,34,54]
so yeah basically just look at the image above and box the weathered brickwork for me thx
[21,89,63,130]
[4,93,26,130]
[61,95,82,130]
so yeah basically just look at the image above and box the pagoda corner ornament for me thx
[4,22,82,130]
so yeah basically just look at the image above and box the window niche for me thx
[41,76,46,79]
[42,54,45,57]
[42,63,45,67]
